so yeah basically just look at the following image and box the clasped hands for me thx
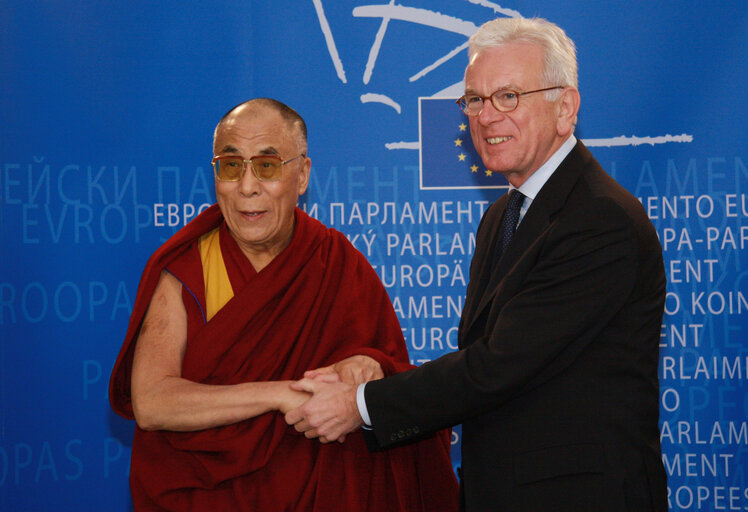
[284,355,382,444]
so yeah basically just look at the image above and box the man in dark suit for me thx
[286,17,667,511]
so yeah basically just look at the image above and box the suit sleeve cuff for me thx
[356,383,372,427]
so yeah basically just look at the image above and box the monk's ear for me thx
[297,156,311,196]
[556,87,580,137]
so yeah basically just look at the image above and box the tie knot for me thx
[506,190,525,211]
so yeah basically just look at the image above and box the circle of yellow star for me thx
[454,138,463,146]
[485,170,493,177]
[458,123,467,131]
[470,165,479,173]
[458,153,467,161]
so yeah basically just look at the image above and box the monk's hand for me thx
[285,378,362,443]
[305,355,383,386]
[276,381,312,415]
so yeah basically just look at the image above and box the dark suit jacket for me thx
[365,141,668,511]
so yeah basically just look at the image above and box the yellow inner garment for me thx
[198,227,234,321]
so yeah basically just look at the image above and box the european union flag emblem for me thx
[419,97,509,190]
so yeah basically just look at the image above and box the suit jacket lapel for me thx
[463,141,592,341]
[459,192,509,335]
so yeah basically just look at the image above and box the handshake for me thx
[283,355,383,443]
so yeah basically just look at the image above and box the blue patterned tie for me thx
[499,189,525,255]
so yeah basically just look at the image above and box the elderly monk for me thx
[109,98,457,511]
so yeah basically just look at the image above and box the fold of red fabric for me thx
[109,205,458,511]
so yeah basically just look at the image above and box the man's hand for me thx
[285,379,362,443]
[304,355,383,386]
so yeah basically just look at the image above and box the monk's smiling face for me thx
[213,103,310,270]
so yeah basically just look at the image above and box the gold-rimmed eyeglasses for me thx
[456,86,565,116]
[211,154,304,182]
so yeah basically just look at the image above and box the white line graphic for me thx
[387,134,695,150]
[361,93,402,113]
[364,0,396,84]
[410,41,470,82]
[353,5,478,36]
[466,0,522,18]
[385,141,420,150]
[582,134,694,147]
[312,0,347,83]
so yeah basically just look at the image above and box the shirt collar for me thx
[512,135,576,200]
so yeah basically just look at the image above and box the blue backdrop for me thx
[2,1,746,510]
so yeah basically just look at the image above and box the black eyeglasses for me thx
[211,154,304,182]
[456,86,565,116]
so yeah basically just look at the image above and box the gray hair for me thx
[468,17,578,99]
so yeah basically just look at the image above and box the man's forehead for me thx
[465,43,543,87]
[215,142,281,156]
[215,109,295,146]
[221,104,281,129]
[468,43,543,69]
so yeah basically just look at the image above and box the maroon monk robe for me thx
[110,205,458,511]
